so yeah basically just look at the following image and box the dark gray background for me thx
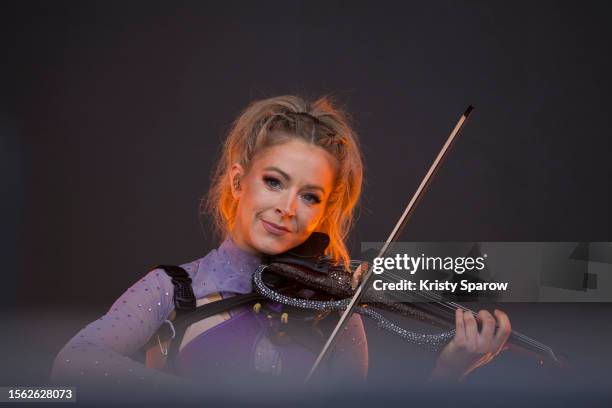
[1,0,611,402]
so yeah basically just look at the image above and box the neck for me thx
[228,230,262,257]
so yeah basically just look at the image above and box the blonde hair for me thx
[204,95,363,266]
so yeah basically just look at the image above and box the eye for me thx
[263,176,282,190]
[301,193,321,205]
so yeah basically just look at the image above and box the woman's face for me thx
[230,138,336,256]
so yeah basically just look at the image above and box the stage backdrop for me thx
[1,0,611,389]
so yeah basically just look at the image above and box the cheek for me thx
[240,182,275,218]
[297,205,325,233]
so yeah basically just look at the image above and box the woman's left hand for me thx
[431,308,511,382]
[351,262,368,290]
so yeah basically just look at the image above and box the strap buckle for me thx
[157,319,176,356]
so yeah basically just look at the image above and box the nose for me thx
[275,190,297,218]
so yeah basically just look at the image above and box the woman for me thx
[51,95,511,390]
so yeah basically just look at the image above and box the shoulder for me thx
[147,249,215,282]
[146,248,218,300]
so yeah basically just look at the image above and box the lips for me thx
[261,219,290,236]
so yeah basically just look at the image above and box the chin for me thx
[251,233,296,256]
[253,240,289,256]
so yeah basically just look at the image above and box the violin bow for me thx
[305,106,475,382]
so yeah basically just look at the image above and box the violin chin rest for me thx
[264,233,333,274]
[283,232,330,258]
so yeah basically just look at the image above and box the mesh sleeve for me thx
[50,268,188,388]
[328,313,369,381]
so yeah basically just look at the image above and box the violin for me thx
[256,232,565,366]
[251,106,567,381]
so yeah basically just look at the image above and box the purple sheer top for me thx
[51,238,368,387]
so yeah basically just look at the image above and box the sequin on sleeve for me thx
[328,314,369,381]
[50,264,196,387]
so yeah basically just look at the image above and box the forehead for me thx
[251,139,336,189]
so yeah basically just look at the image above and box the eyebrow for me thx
[263,166,326,194]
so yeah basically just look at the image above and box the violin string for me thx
[390,285,551,354]
[335,260,552,354]
[327,261,551,354]
[376,267,553,354]
[297,262,552,356]
[377,267,552,353]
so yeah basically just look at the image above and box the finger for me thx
[477,310,496,352]
[491,309,512,353]
[453,308,466,346]
[351,262,368,290]
[463,310,478,352]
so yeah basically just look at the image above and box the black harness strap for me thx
[154,265,265,371]
[156,265,197,315]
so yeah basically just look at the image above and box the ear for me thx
[229,163,245,199]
